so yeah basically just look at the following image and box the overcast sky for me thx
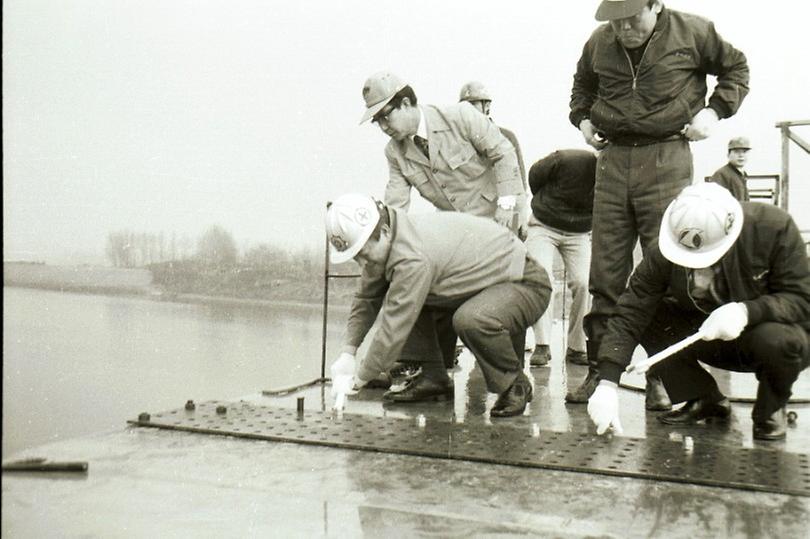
[4,0,809,264]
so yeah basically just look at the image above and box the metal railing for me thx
[776,119,810,210]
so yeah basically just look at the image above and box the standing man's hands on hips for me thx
[682,108,719,141]
[579,119,608,150]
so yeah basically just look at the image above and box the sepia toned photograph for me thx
[3,0,809,536]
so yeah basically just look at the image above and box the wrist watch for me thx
[497,196,516,211]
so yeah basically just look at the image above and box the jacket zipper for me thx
[622,31,658,92]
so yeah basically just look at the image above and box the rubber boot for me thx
[565,340,600,404]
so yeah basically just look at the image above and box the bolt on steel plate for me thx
[129,401,810,497]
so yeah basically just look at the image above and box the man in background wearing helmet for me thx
[359,71,529,382]
[327,193,550,417]
[458,81,526,189]
[587,182,810,441]
[708,136,752,201]
[567,0,750,407]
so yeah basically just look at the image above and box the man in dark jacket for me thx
[587,183,810,441]
[708,136,751,201]
[567,0,750,405]
[524,150,595,368]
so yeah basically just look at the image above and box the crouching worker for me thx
[328,193,551,417]
[588,183,810,440]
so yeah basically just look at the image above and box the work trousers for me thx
[525,216,591,352]
[644,301,810,421]
[399,257,551,394]
[584,139,692,342]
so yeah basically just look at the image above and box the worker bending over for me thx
[588,183,810,441]
[328,193,550,418]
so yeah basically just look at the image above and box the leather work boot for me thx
[490,371,533,418]
[658,397,731,425]
[383,374,454,403]
[564,347,588,366]
[645,375,673,411]
[753,407,787,441]
[529,345,551,367]
[565,340,600,404]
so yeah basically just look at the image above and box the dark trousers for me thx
[399,257,551,394]
[453,257,551,394]
[398,308,458,378]
[584,139,692,342]
[644,301,810,421]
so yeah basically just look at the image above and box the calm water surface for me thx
[3,287,347,456]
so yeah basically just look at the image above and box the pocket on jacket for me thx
[406,169,441,204]
[441,144,487,180]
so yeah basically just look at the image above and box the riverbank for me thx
[3,261,356,308]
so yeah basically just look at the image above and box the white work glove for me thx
[681,108,718,141]
[330,352,357,399]
[699,302,748,341]
[579,119,608,150]
[588,381,624,435]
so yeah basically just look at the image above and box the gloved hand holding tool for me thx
[626,301,747,374]
[588,381,623,435]
[699,302,748,341]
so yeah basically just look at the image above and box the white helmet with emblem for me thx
[659,182,744,269]
[325,193,381,264]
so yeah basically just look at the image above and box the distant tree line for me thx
[104,225,343,302]
[105,231,194,267]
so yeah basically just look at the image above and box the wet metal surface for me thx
[129,401,810,497]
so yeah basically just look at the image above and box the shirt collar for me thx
[413,106,428,141]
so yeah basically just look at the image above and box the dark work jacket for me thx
[570,8,749,139]
[528,149,596,233]
[709,163,749,201]
[599,203,810,384]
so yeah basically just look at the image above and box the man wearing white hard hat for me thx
[587,182,810,441]
[567,0,750,406]
[708,136,752,201]
[327,193,550,417]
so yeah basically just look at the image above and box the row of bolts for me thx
[136,397,707,453]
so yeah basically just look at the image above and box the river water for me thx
[3,287,347,456]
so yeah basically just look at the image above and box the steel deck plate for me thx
[129,401,810,497]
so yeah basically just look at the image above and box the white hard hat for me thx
[326,193,381,264]
[659,182,744,269]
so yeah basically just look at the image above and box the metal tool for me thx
[2,458,88,473]
[626,330,705,374]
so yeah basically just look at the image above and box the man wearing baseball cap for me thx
[359,71,526,235]
[586,182,810,441]
[567,0,750,406]
[708,136,752,201]
[326,193,550,417]
[359,71,529,383]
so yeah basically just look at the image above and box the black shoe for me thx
[389,362,422,382]
[529,345,551,367]
[658,397,731,425]
[645,375,672,411]
[753,408,787,441]
[383,375,453,403]
[564,348,588,366]
[490,372,533,418]
[565,370,599,403]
